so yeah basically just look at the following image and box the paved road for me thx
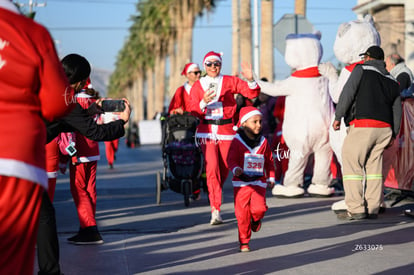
[35,139,414,274]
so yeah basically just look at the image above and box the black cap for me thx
[359,45,384,60]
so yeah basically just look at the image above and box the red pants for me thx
[200,139,231,211]
[234,185,267,245]
[46,140,59,202]
[0,176,43,275]
[105,139,119,166]
[69,161,97,228]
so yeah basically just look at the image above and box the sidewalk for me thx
[36,142,414,274]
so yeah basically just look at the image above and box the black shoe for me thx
[337,211,366,221]
[68,226,104,245]
[367,214,378,219]
[251,219,262,232]
[329,179,344,192]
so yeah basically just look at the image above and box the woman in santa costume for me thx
[190,51,260,225]
[0,1,75,274]
[67,80,104,245]
[168,62,201,115]
[227,106,275,252]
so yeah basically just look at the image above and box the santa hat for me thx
[234,106,262,131]
[181,63,200,76]
[82,77,92,89]
[203,51,223,65]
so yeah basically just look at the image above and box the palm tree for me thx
[260,0,273,81]
[109,0,216,120]
[240,0,253,68]
[295,0,306,16]
[232,0,240,75]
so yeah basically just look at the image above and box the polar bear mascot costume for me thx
[254,31,334,198]
[319,15,381,211]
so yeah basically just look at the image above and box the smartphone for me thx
[208,83,217,95]
[101,100,125,112]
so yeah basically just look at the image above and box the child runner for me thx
[227,106,275,252]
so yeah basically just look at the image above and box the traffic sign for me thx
[273,14,314,55]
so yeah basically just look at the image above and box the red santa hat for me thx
[234,106,262,130]
[181,63,200,76]
[203,51,223,65]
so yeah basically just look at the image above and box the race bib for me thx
[243,153,264,176]
[205,102,223,120]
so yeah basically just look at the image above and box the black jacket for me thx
[335,60,402,137]
[46,103,125,143]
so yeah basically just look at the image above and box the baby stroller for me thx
[156,113,205,206]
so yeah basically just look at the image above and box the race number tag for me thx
[243,153,264,176]
[205,102,223,120]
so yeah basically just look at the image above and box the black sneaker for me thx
[251,219,262,232]
[68,226,104,245]
[337,211,366,221]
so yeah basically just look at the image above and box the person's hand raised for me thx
[240,62,254,82]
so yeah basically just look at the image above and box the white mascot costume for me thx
[254,31,335,198]
[319,15,381,211]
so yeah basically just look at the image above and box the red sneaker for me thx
[240,243,250,252]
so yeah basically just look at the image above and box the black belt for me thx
[203,118,233,125]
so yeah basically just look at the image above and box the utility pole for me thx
[15,0,47,18]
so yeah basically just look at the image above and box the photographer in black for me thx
[38,53,131,275]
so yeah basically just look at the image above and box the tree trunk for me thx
[260,0,273,81]
[133,75,144,122]
[146,67,155,120]
[154,54,166,114]
[295,0,306,16]
[240,0,252,68]
[232,0,240,76]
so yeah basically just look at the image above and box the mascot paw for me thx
[272,185,304,198]
[319,62,338,79]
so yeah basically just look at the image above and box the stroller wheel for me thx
[156,171,162,205]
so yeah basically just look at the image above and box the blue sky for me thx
[32,0,358,78]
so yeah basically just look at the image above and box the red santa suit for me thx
[190,73,260,217]
[168,83,192,114]
[168,63,200,114]
[0,2,74,274]
[227,107,275,248]
[70,91,100,229]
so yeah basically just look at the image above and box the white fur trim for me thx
[240,110,262,125]
[0,158,47,188]
[186,63,199,74]
[76,155,100,163]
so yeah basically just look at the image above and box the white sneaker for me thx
[331,199,347,213]
[210,209,223,225]
[272,185,304,198]
[331,200,387,213]
[307,184,335,197]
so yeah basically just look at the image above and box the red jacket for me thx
[74,92,100,162]
[227,133,275,188]
[0,6,74,187]
[168,83,192,114]
[190,75,260,140]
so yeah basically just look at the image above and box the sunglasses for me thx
[190,71,202,75]
[205,61,221,67]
